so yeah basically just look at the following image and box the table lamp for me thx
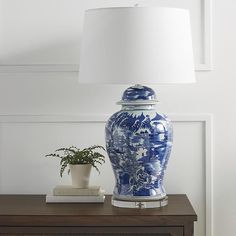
[79,7,195,208]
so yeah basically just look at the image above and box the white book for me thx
[46,191,105,203]
[53,185,101,196]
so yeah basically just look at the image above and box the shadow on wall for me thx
[0,38,81,65]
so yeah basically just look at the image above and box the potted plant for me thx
[45,145,105,188]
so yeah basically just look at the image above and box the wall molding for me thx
[0,0,212,73]
[196,0,212,71]
[0,113,213,236]
[171,113,213,236]
[0,64,79,73]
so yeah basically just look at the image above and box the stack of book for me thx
[46,185,105,203]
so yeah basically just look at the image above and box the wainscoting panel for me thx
[0,0,212,72]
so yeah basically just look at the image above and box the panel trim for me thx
[0,113,213,236]
[170,113,213,236]
[0,0,212,73]
[196,0,212,71]
[0,64,79,73]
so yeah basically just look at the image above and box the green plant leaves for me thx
[45,145,106,177]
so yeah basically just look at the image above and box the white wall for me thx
[0,0,235,235]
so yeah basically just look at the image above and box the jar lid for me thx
[117,85,158,105]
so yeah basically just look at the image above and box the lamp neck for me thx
[121,104,156,111]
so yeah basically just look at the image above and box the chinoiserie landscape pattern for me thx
[105,85,173,201]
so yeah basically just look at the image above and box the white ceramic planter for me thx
[69,164,92,188]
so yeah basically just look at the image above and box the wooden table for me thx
[0,194,197,235]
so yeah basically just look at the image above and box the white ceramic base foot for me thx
[112,196,168,209]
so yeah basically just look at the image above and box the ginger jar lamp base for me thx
[105,85,173,208]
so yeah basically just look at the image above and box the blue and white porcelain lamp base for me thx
[105,85,173,208]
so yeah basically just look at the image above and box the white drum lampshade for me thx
[79,7,195,84]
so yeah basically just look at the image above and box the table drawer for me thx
[0,226,183,235]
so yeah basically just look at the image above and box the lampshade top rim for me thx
[85,6,189,13]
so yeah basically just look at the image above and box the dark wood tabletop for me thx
[0,194,197,235]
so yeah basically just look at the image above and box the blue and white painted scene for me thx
[105,85,173,201]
